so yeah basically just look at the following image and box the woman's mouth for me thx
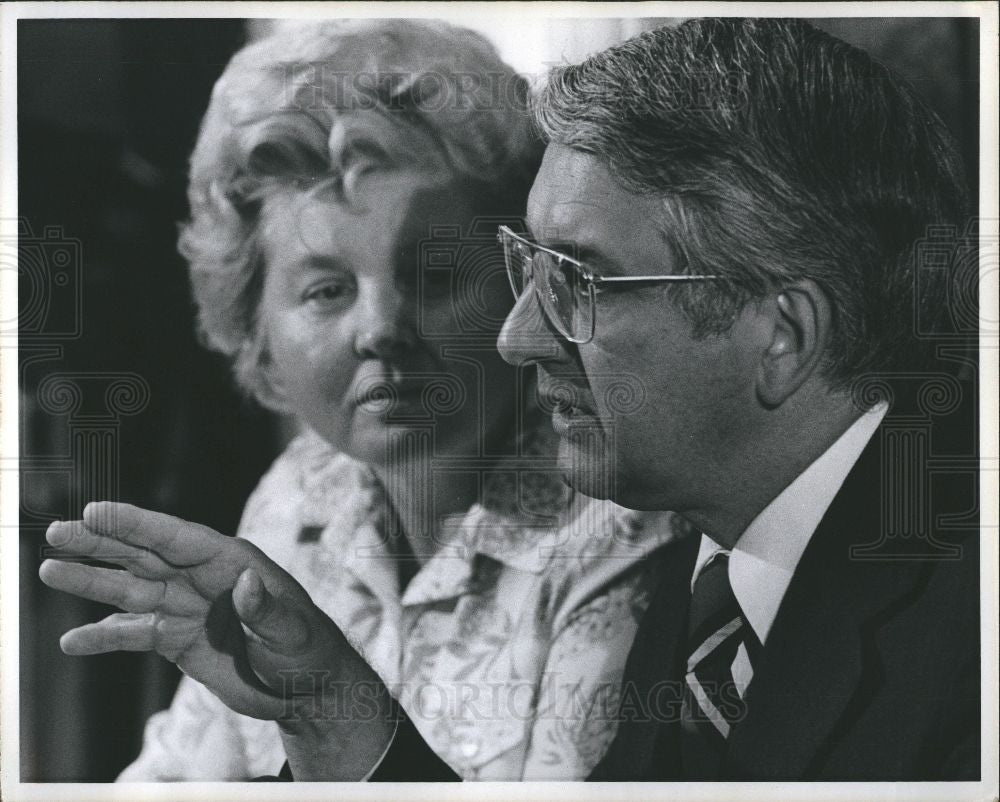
[352,377,427,413]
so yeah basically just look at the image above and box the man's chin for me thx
[556,433,619,501]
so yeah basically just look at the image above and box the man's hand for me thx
[39,501,397,778]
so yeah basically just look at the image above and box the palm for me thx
[39,503,315,719]
[161,561,284,719]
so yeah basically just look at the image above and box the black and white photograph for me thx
[1,3,997,800]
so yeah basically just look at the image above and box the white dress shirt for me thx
[691,402,888,693]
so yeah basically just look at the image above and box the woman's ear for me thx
[756,279,832,407]
[258,376,291,414]
[250,340,293,414]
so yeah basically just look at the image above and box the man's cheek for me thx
[592,369,650,422]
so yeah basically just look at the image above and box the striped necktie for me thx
[680,551,754,779]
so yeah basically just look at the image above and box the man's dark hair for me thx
[533,18,969,388]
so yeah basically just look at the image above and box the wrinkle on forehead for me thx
[528,145,671,264]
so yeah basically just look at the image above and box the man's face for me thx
[497,145,762,512]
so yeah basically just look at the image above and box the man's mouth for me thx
[551,398,587,418]
[538,381,594,420]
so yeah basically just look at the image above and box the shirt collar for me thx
[692,402,887,645]
[300,416,584,606]
[400,491,673,607]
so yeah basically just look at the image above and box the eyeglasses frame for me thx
[497,224,721,344]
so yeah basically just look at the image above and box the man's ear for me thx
[756,280,832,407]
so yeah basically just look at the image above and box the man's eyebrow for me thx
[525,226,593,261]
[523,222,627,275]
[552,242,602,264]
[544,240,624,276]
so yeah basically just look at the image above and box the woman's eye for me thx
[302,280,352,306]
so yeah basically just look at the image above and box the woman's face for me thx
[258,170,518,467]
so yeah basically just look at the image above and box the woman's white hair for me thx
[180,19,541,406]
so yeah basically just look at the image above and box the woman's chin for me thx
[339,415,448,466]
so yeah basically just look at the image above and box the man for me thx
[376,16,980,780]
[41,18,979,782]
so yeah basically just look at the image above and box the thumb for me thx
[233,568,311,654]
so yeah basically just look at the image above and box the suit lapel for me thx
[725,424,928,779]
[593,533,700,780]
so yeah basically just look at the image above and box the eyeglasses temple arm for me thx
[591,275,720,285]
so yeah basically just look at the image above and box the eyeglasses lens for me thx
[501,230,594,343]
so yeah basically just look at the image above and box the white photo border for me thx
[1,3,996,802]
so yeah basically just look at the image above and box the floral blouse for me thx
[117,426,684,781]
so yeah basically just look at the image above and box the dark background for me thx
[16,17,980,781]
[18,19,279,781]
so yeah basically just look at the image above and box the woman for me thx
[39,20,682,780]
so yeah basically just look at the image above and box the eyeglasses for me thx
[497,225,721,344]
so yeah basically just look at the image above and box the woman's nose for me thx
[353,284,417,359]
[496,289,561,367]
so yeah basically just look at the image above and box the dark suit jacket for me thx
[367,388,981,782]
[592,393,980,781]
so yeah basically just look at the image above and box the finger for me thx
[40,559,163,612]
[83,502,225,566]
[39,559,202,616]
[233,568,311,655]
[45,520,171,579]
[60,612,156,655]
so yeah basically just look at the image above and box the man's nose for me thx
[496,290,563,366]
[353,283,417,359]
